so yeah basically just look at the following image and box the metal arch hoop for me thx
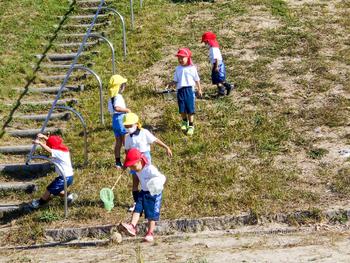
[88,34,116,74]
[55,105,88,166]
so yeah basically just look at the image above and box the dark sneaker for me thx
[30,199,40,209]
[115,161,123,169]
[224,83,234,96]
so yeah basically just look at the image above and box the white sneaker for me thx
[30,199,40,209]
[128,203,136,212]
[67,193,78,204]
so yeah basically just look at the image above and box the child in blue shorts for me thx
[30,134,77,209]
[202,31,233,96]
[167,48,202,136]
[107,74,131,168]
[120,148,166,242]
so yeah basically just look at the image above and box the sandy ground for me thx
[2,224,350,262]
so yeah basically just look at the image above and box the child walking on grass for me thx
[167,48,202,136]
[108,74,131,169]
[201,31,233,96]
[30,134,77,209]
[123,112,172,212]
[120,148,166,242]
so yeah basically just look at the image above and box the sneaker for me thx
[180,120,188,131]
[224,83,234,96]
[217,86,226,96]
[143,232,154,242]
[115,161,123,169]
[187,126,194,136]
[120,223,136,236]
[30,199,40,209]
[67,193,78,204]
[128,202,136,212]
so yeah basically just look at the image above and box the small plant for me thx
[37,210,61,222]
[307,148,329,159]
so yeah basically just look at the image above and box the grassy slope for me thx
[1,0,349,244]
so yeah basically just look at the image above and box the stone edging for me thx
[45,207,350,241]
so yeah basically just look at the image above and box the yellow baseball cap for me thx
[123,112,139,126]
[108,74,127,98]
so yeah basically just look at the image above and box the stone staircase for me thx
[0,0,117,219]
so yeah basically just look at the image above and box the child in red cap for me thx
[120,148,166,242]
[202,31,233,96]
[30,133,77,209]
[167,48,202,136]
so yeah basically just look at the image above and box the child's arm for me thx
[114,106,131,113]
[37,133,49,140]
[195,81,202,97]
[33,139,52,153]
[166,81,177,89]
[154,139,173,157]
[212,59,219,72]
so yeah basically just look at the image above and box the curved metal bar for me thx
[72,66,104,125]
[55,105,88,166]
[88,34,116,74]
[130,0,134,29]
[27,0,105,164]
[103,7,127,60]
[31,155,68,219]
[140,0,143,8]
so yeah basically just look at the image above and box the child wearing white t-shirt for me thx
[120,148,166,242]
[30,134,77,209]
[123,112,172,211]
[167,48,202,136]
[201,31,233,96]
[108,75,131,168]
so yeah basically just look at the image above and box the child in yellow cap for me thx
[123,112,172,212]
[108,75,131,168]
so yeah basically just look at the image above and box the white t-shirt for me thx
[108,94,126,114]
[173,65,200,90]
[136,164,166,192]
[125,128,157,153]
[209,47,223,65]
[51,149,73,178]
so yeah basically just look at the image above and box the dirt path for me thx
[2,224,350,262]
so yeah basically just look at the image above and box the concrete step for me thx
[56,41,98,48]
[0,182,37,193]
[58,14,108,20]
[61,21,110,29]
[37,73,91,81]
[75,0,109,7]
[14,85,84,94]
[7,127,63,138]
[6,98,78,107]
[0,145,41,154]
[0,162,52,176]
[38,63,85,69]
[13,112,71,121]
[35,52,97,62]
[0,203,21,216]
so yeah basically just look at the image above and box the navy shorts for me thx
[47,176,73,196]
[211,63,226,84]
[112,113,127,137]
[177,86,195,114]
[134,190,162,221]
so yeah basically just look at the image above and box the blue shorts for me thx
[112,113,127,137]
[134,190,162,221]
[211,63,226,84]
[177,86,195,114]
[47,176,73,196]
[130,151,151,175]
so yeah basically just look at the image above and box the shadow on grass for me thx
[0,2,75,139]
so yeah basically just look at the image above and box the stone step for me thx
[0,162,52,176]
[7,127,63,138]
[38,63,85,69]
[6,98,78,107]
[58,14,108,20]
[0,145,41,154]
[14,85,84,94]
[74,0,109,7]
[35,52,98,62]
[60,32,105,38]
[0,182,37,193]
[13,112,71,121]
[61,21,110,29]
[56,41,98,48]
[0,204,21,216]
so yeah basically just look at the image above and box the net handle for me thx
[111,172,124,191]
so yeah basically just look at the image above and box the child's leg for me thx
[40,190,51,203]
[147,220,156,234]
[131,212,141,226]
[114,135,124,166]
[217,83,226,96]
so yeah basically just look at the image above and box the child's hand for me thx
[197,89,203,98]
[166,147,173,157]
[37,133,45,139]
[32,139,41,145]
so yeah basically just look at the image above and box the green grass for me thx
[1,0,350,245]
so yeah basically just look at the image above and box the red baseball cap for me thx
[124,148,148,167]
[46,135,69,152]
